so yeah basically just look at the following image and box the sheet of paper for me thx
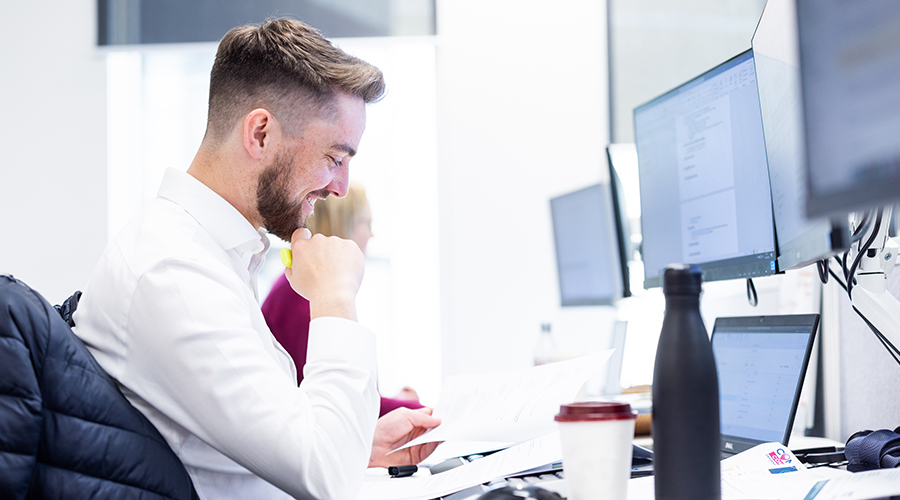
[626,442,851,500]
[359,432,563,500]
[721,468,848,500]
[720,443,848,500]
[798,468,900,500]
[419,441,512,467]
[398,351,611,450]
[721,442,809,476]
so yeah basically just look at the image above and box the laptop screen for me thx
[711,314,819,454]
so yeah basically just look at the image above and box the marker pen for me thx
[388,465,418,478]
[280,248,293,267]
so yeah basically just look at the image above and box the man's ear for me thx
[243,108,278,160]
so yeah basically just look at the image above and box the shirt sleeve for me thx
[121,258,379,500]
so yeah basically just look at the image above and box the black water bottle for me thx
[652,264,720,500]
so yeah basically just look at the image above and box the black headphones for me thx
[844,426,900,472]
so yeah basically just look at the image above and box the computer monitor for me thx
[797,0,900,218]
[550,181,630,306]
[633,49,777,288]
[751,0,849,270]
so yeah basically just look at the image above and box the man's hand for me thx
[369,407,442,468]
[285,228,365,321]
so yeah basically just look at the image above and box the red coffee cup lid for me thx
[554,401,636,422]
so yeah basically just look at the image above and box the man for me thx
[74,18,440,500]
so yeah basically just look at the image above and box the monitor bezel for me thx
[606,146,634,300]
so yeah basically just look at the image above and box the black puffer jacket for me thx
[0,275,199,499]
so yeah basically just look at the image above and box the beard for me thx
[256,152,307,242]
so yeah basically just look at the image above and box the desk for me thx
[389,437,849,500]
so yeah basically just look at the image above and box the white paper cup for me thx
[555,401,636,500]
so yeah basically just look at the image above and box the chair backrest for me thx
[0,275,199,500]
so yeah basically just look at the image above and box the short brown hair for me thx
[205,17,385,142]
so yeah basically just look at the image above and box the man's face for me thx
[257,92,366,241]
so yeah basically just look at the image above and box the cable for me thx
[851,306,900,366]
[840,207,900,366]
[840,252,850,283]
[850,209,873,244]
[848,209,882,296]
[807,209,900,366]
[746,278,758,307]
[817,259,830,284]
[827,267,848,293]
[847,208,883,298]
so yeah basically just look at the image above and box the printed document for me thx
[627,442,849,500]
[800,468,900,499]
[360,433,563,500]
[398,351,611,450]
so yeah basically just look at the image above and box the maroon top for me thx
[261,274,423,417]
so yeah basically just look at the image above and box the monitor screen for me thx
[633,50,777,288]
[797,0,900,218]
[550,182,629,306]
[751,0,849,270]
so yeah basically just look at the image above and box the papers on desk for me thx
[398,351,611,451]
[360,353,609,500]
[801,468,900,499]
[359,432,564,500]
[627,443,850,500]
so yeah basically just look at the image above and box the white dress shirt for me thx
[74,168,379,500]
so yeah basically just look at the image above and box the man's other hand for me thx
[369,407,441,468]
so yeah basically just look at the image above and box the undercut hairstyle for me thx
[205,17,385,144]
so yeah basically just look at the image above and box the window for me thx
[99,0,435,44]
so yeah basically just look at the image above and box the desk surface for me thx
[426,436,847,500]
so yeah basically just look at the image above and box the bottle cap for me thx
[662,264,703,295]
[554,401,635,422]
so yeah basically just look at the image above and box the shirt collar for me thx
[157,168,267,258]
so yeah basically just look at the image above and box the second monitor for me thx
[550,178,630,306]
[634,49,777,288]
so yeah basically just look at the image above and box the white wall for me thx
[436,0,614,378]
[608,0,767,142]
[0,0,107,305]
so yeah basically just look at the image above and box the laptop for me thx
[712,314,819,457]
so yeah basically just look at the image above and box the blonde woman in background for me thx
[262,182,422,416]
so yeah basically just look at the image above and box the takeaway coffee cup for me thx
[555,401,636,500]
